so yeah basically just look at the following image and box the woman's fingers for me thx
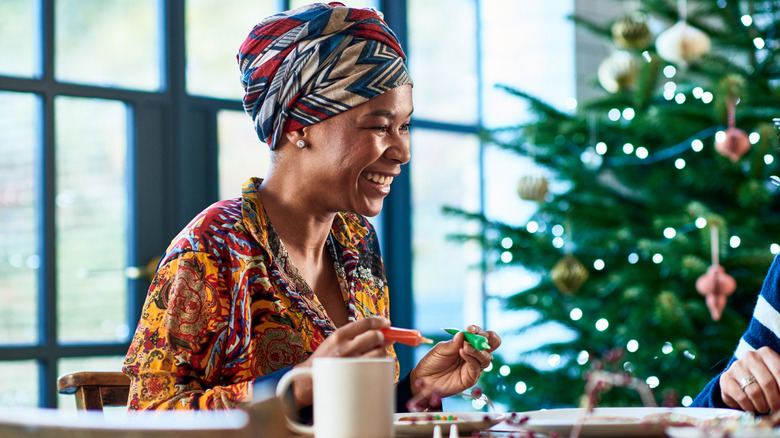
[722,348,780,413]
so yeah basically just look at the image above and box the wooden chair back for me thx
[57,371,131,411]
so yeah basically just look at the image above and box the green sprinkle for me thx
[443,327,490,351]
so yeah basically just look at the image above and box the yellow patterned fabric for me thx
[123,177,396,410]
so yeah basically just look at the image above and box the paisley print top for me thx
[123,177,396,410]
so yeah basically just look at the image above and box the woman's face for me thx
[298,84,413,217]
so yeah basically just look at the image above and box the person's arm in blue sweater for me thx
[691,256,780,413]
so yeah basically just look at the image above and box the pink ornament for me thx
[696,265,736,321]
[715,127,750,162]
[714,99,751,162]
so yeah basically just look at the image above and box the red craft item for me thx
[380,327,433,347]
[696,225,736,321]
[696,264,736,321]
[715,99,751,162]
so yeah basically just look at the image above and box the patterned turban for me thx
[237,2,413,150]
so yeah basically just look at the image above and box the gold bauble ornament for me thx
[597,51,639,94]
[516,175,549,202]
[655,21,710,67]
[551,254,589,295]
[611,11,651,50]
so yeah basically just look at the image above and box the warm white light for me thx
[595,318,609,331]
[691,139,704,152]
[565,98,578,110]
[608,109,621,121]
[515,381,527,394]
[682,396,693,407]
[692,87,703,98]
[570,308,583,321]
[749,132,761,144]
[663,89,675,100]
[552,237,564,248]
[577,350,589,365]
[702,92,713,103]
[636,147,648,159]
[501,251,513,263]
[765,155,774,165]
[628,253,639,264]
[652,253,663,264]
[772,244,780,255]
[754,37,766,49]
[595,142,608,155]
[695,217,707,229]
[664,81,677,93]
[730,235,741,248]
[741,15,753,26]
[552,224,564,237]
[484,362,493,372]
[663,65,676,78]
[627,339,639,352]
[623,143,634,154]
[501,237,513,249]
[675,158,685,169]
[547,354,561,367]
[646,376,660,388]
[675,93,686,104]
[527,221,539,233]
[594,259,605,270]
[662,342,674,354]
[622,108,635,120]
[663,227,676,239]
[715,131,727,143]
[499,365,511,376]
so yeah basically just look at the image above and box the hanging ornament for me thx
[516,175,549,202]
[714,77,750,162]
[597,51,639,94]
[695,225,736,321]
[551,254,589,295]
[611,11,651,50]
[655,0,710,67]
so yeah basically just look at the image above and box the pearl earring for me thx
[296,140,306,149]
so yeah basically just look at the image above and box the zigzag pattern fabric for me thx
[237,2,412,149]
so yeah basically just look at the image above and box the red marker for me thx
[380,327,434,347]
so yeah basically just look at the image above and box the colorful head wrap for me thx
[237,2,413,150]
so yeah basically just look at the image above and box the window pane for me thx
[185,0,276,99]
[55,96,129,343]
[480,0,575,128]
[0,92,39,346]
[411,129,481,333]
[58,356,126,412]
[0,360,39,408]
[408,0,478,125]
[217,110,270,200]
[55,0,161,91]
[0,0,38,77]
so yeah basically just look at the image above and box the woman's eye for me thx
[401,123,412,132]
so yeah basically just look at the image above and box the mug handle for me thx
[275,368,314,435]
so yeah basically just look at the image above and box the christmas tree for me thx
[454,0,780,411]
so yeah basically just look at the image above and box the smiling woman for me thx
[123,2,500,414]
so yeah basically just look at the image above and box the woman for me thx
[693,255,780,413]
[123,2,501,411]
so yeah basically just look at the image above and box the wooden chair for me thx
[57,371,131,411]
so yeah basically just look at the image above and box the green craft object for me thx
[443,328,490,351]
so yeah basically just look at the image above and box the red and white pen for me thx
[380,327,434,347]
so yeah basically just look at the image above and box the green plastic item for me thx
[443,328,490,351]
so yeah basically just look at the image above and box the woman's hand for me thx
[291,316,392,406]
[720,346,780,413]
[409,325,501,404]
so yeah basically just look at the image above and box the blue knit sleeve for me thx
[691,255,780,408]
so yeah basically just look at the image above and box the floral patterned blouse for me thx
[123,177,397,410]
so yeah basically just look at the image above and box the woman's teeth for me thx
[364,173,393,185]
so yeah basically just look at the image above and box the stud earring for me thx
[296,140,306,149]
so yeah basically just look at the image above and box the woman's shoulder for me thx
[164,198,246,258]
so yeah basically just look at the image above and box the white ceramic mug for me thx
[275,357,395,438]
